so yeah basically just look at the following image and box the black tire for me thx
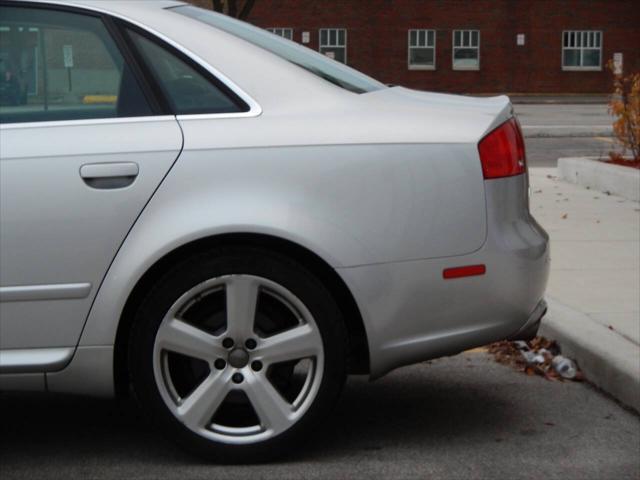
[129,246,347,463]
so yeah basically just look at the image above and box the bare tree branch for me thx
[211,0,255,19]
[212,0,224,12]
[239,0,256,19]
[227,0,238,17]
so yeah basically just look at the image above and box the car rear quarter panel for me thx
[79,136,486,347]
[338,174,550,377]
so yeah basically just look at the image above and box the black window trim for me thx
[115,19,251,116]
[0,0,255,122]
[102,16,168,116]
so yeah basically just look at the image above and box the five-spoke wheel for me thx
[153,274,324,443]
[130,248,346,462]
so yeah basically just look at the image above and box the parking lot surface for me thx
[525,137,613,167]
[2,352,638,480]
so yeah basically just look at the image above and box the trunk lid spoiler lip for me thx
[364,86,514,141]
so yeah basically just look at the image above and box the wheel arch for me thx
[114,232,370,396]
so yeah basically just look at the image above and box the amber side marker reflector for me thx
[443,264,486,279]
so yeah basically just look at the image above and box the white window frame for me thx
[319,28,347,64]
[562,30,602,71]
[452,29,480,71]
[267,27,293,40]
[408,29,436,70]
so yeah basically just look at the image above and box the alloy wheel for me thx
[152,274,325,445]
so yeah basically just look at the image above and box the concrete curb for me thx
[539,297,640,413]
[558,157,640,201]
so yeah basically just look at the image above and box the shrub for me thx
[608,61,640,161]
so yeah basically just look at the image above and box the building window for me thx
[408,29,436,70]
[452,30,480,70]
[319,28,346,63]
[562,31,602,70]
[267,28,293,40]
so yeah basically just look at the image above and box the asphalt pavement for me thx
[514,103,613,138]
[514,103,615,168]
[525,137,613,167]
[1,353,638,480]
[515,103,611,125]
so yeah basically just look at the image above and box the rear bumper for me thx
[509,299,547,341]
[337,173,550,378]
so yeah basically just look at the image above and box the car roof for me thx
[14,0,187,15]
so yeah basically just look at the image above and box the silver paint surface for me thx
[0,0,548,394]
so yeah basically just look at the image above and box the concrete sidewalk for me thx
[529,167,640,411]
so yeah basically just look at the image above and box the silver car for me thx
[0,0,549,461]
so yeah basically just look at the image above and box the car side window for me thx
[127,29,247,115]
[0,6,152,124]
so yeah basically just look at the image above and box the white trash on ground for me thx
[551,356,578,379]
[488,336,583,381]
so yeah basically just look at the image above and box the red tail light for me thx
[478,118,526,179]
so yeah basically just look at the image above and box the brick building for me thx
[187,0,640,94]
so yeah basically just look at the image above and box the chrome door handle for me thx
[79,162,139,189]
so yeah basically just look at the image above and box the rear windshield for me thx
[171,5,386,94]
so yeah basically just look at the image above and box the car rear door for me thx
[0,3,182,369]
